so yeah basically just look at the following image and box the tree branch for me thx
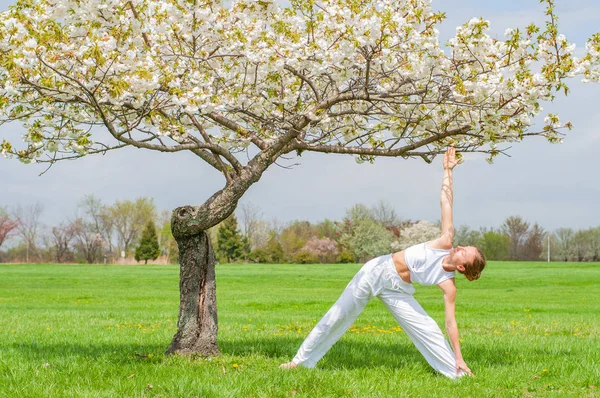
[293,125,472,157]
[284,65,322,103]
[206,112,267,150]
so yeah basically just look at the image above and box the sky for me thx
[1,0,599,233]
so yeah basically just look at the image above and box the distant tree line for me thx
[0,196,177,264]
[212,205,600,264]
[1,200,598,264]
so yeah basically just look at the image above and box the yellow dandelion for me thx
[46,328,51,331]
[543,369,548,372]
[232,364,238,368]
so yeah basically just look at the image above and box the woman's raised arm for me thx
[428,147,459,250]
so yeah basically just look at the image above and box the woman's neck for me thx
[442,256,458,272]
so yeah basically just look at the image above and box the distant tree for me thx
[345,204,374,223]
[340,218,394,262]
[107,200,134,256]
[238,202,263,252]
[109,197,156,257]
[453,225,483,248]
[294,250,320,264]
[0,207,19,249]
[589,227,600,262]
[371,200,399,227]
[392,221,440,251]
[1,242,30,263]
[135,221,161,264]
[337,249,357,264]
[315,219,337,240]
[571,229,589,262]
[76,195,112,262]
[269,218,285,237]
[71,218,103,264]
[524,223,546,261]
[302,237,339,263]
[216,215,246,263]
[553,228,574,261]
[12,203,44,262]
[338,203,393,262]
[547,234,560,262]
[502,216,530,260]
[480,229,510,261]
[51,222,76,263]
[279,221,314,262]
[571,227,600,262]
[158,210,179,264]
[248,249,267,263]
[249,220,272,251]
[264,233,284,263]
[249,232,284,264]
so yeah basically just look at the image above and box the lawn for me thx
[0,261,598,397]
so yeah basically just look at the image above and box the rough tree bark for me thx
[165,131,298,356]
[165,180,252,356]
[167,229,219,356]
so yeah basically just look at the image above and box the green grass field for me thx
[0,261,598,397]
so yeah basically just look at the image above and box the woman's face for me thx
[450,246,478,266]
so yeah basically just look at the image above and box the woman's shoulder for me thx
[425,234,453,251]
[437,277,456,293]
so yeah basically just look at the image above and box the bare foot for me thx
[279,361,298,369]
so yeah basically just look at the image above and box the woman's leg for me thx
[378,290,464,379]
[289,262,377,368]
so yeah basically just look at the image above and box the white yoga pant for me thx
[292,254,465,379]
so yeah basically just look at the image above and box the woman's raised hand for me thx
[443,147,460,170]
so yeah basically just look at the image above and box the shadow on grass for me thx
[6,341,168,365]
[219,335,556,371]
[7,335,571,373]
[7,337,434,373]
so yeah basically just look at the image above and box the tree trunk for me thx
[167,230,219,356]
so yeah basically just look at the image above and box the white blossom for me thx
[0,0,597,163]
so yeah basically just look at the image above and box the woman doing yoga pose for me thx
[280,147,486,378]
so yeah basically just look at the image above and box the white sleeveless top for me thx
[404,243,455,286]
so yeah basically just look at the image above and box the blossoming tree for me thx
[1,0,598,355]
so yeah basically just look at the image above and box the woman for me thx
[280,147,486,378]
